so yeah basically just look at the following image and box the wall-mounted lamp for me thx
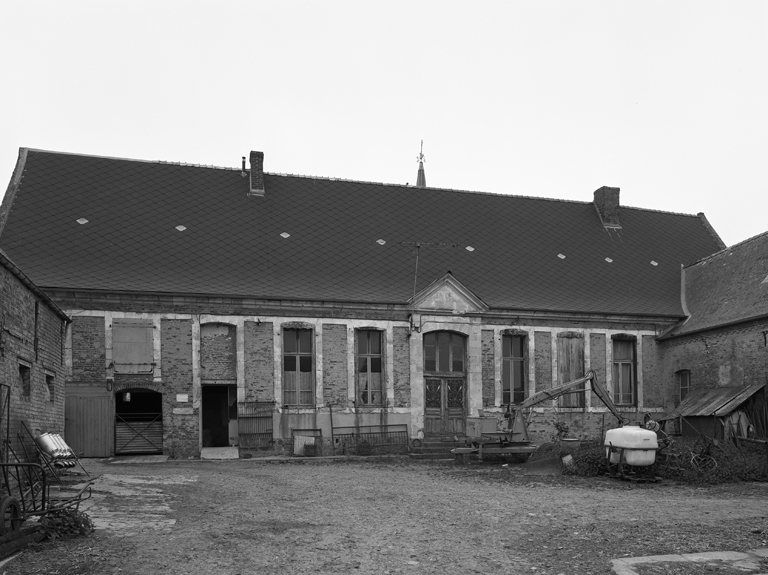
[408,314,421,333]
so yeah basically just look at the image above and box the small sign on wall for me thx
[176,394,189,403]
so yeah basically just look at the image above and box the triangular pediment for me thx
[409,273,488,313]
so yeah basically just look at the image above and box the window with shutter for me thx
[113,319,154,374]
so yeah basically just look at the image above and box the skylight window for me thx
[176,225,187,232]
[280,232,291,239]
[377,239,386,245]
[650,261,658,266]
[76,218,88,225]
[465,246,475,252]
[557,254,566,259]
[605,257,613,263]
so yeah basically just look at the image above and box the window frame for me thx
[423,331,466,375]
[355,329,384,407]
[18,360,31,398]
[611,335,637,406]
[45,370,55,402]
[677,369,691,404]
[112,319,154,374]
[282,328,314,407]
[501,334,527,405]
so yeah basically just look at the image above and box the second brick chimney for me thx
[249,151,265,197]
[593,186,621,229]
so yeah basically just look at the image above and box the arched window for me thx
[423,331,465,373]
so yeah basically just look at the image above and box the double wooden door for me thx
[424,377,466,435]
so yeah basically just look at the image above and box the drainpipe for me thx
[327,401,334,454]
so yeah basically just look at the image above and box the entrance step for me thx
[409,439,466,460]
[200,447,239,460]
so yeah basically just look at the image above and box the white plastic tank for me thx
[604,425,658,466]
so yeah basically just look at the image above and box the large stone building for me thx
[0,148,728,458]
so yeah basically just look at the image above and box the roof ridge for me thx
[684,228,768,269]
[25,148,705,218]
[26,147,241,171]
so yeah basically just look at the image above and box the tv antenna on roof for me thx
[398,241,458,300]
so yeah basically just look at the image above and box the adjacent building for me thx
[0,148,729,457]
[0,247,69,457]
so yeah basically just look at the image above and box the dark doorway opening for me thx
[202,385,238,448]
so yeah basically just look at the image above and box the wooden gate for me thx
[65,388,115,457]
[237,401,275,448]
[424,378,466,436]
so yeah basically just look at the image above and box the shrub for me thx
[40,509,95,540]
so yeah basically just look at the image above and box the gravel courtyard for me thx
[4,457,768,575]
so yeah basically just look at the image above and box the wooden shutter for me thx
[557,333,584,408]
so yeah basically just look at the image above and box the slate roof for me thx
[0,149,725,316]
[0,247,70,322]
[663,231,768,337]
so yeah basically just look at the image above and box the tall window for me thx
[46,372,55,402]
[502,335,526,405]
[283,328,313,406]
[557,333,585,408]
[19,362,31,397]
[612,337,636,406]
[423,332,465,373]
[678,370,691,404]
[357,330,383,406]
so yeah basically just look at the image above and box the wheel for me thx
[0,496,22,536]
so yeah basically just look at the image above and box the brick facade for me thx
[322,324,348,407]
[161,318,197,458]
[0,260,68,459]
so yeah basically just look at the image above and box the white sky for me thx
[1,1,766,248]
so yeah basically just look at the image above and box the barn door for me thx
[65,387,115,457]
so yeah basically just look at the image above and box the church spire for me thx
[416,140,426,188]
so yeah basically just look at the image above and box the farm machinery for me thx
[451,371,630,462]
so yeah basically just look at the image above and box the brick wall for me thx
[642,335,663,407]
[0,264,66,459]
[71,316,105,383]
[534,331,552,392]
[658,319,768,411]
[200,323,236,381]
[589,333,607,389]
[392,327,410,407]
[481,329,495,407]
[244,320,274,401]
[161,318,197,458]
[322,324,348,407]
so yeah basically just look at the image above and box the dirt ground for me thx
[3,456,768,575]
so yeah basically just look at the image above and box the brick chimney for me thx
[249,151,265,197]
[593,186,621,229]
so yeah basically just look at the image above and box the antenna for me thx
[398,241,458,300]
[416,140,425,164]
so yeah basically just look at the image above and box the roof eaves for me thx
[0,248,70,323]
[0,147,28,236]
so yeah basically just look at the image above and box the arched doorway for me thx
[423,331,466,436]
[115,389,163,455]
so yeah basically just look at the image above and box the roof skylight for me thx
[377,239,386,245]
[76,218,88,225]
[176,225,187,232]
[280,232,291,239]
[557,253,566,259]
[605,257,613,263]
[651,261,658,266]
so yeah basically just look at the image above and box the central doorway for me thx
[423,331,466,436]
[202,385,238,447]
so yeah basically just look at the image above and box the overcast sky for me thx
[1,2,766,248]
